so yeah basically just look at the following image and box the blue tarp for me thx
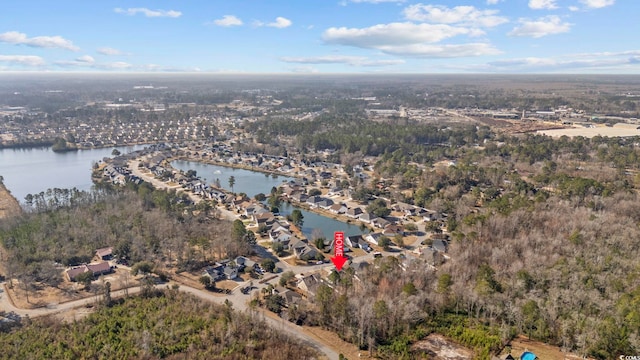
[520,351,537,360]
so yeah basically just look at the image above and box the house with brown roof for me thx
[95,247,113,261]
[66,261,113,282]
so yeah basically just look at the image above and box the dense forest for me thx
[0,289,317,359]
[0,182,249,293]
[242,115,640,358]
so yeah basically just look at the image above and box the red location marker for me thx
[331,231,347,271]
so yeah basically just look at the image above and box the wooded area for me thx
[242,115,640,359]
[0,289,317,359]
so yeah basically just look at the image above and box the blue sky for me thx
[0,0,636,73]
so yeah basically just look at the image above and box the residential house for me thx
[358,212,377,224]
[372,217,391,229]
[297,273,322,297]
[290,192,308,203]
[365,233,385,246]
[383,224,405,237]
[306,196,324,208]
[270,230,292,247]
[317,198,335,209]
[95,247,113,261]
[432,239,449,253]
[202,264,226,282]
[245,203,269,217]
[234,256,257,272]
[289,238,309,253]
[346,235,371,252]
[346,207,363,219]
[329,203,347,214]
[66,261,113,282]
[297,245,319,261]
[223,266,239,280]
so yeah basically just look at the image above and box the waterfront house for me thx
[358,212,377,224]
[346,207,363,218]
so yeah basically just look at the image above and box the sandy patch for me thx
[411,333,474,359]
[538,123,640,138]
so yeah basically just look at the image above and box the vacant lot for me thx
[538,123,640,138]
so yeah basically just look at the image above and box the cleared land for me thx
[538,123,640,138]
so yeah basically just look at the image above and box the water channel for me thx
[171,160,365,240]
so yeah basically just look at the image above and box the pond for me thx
[171,160,365,240]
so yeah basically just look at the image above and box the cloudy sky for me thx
[0,0,636,73]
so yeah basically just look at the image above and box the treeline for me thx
[0,290,317,359]
[247,113,491,161]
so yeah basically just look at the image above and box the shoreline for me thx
[0,141,155,152]
[167,155,373,232]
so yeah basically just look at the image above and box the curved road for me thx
[1,280,338,359]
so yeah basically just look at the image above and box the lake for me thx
[172,160,365,240]
[0,149,364,240]
[0,145,145,203]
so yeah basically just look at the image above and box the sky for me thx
[0,0,637,74]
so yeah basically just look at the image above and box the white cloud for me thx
[289,66,320,73]
[114,8,182,18]
[568,6,580,11]
[267,17,292,28]
[213,15,243,27]
[54,55,97,67]
[403,4,508,27]
[528,0,558,10]
[579,0,615,8]
[102,61,133,69]
[451,49,640,73]
[322,22,499,58]
[97,47,123,56]
[323,22,482,47]
[280,55,404,67]
[486,0,502,4]
[508,16,571,38]
[0,55,45,66]
[76,55,95,63]
[0,31,79,51]
[376,43,501,57]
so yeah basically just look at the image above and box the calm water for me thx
[171,160,292,197]
[0,145,145,203]
[172,160,364,240]
[0,150,363,239]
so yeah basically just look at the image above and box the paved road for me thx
[0,279,338,360]
[178,283,339,359]
[0,282,142,317]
